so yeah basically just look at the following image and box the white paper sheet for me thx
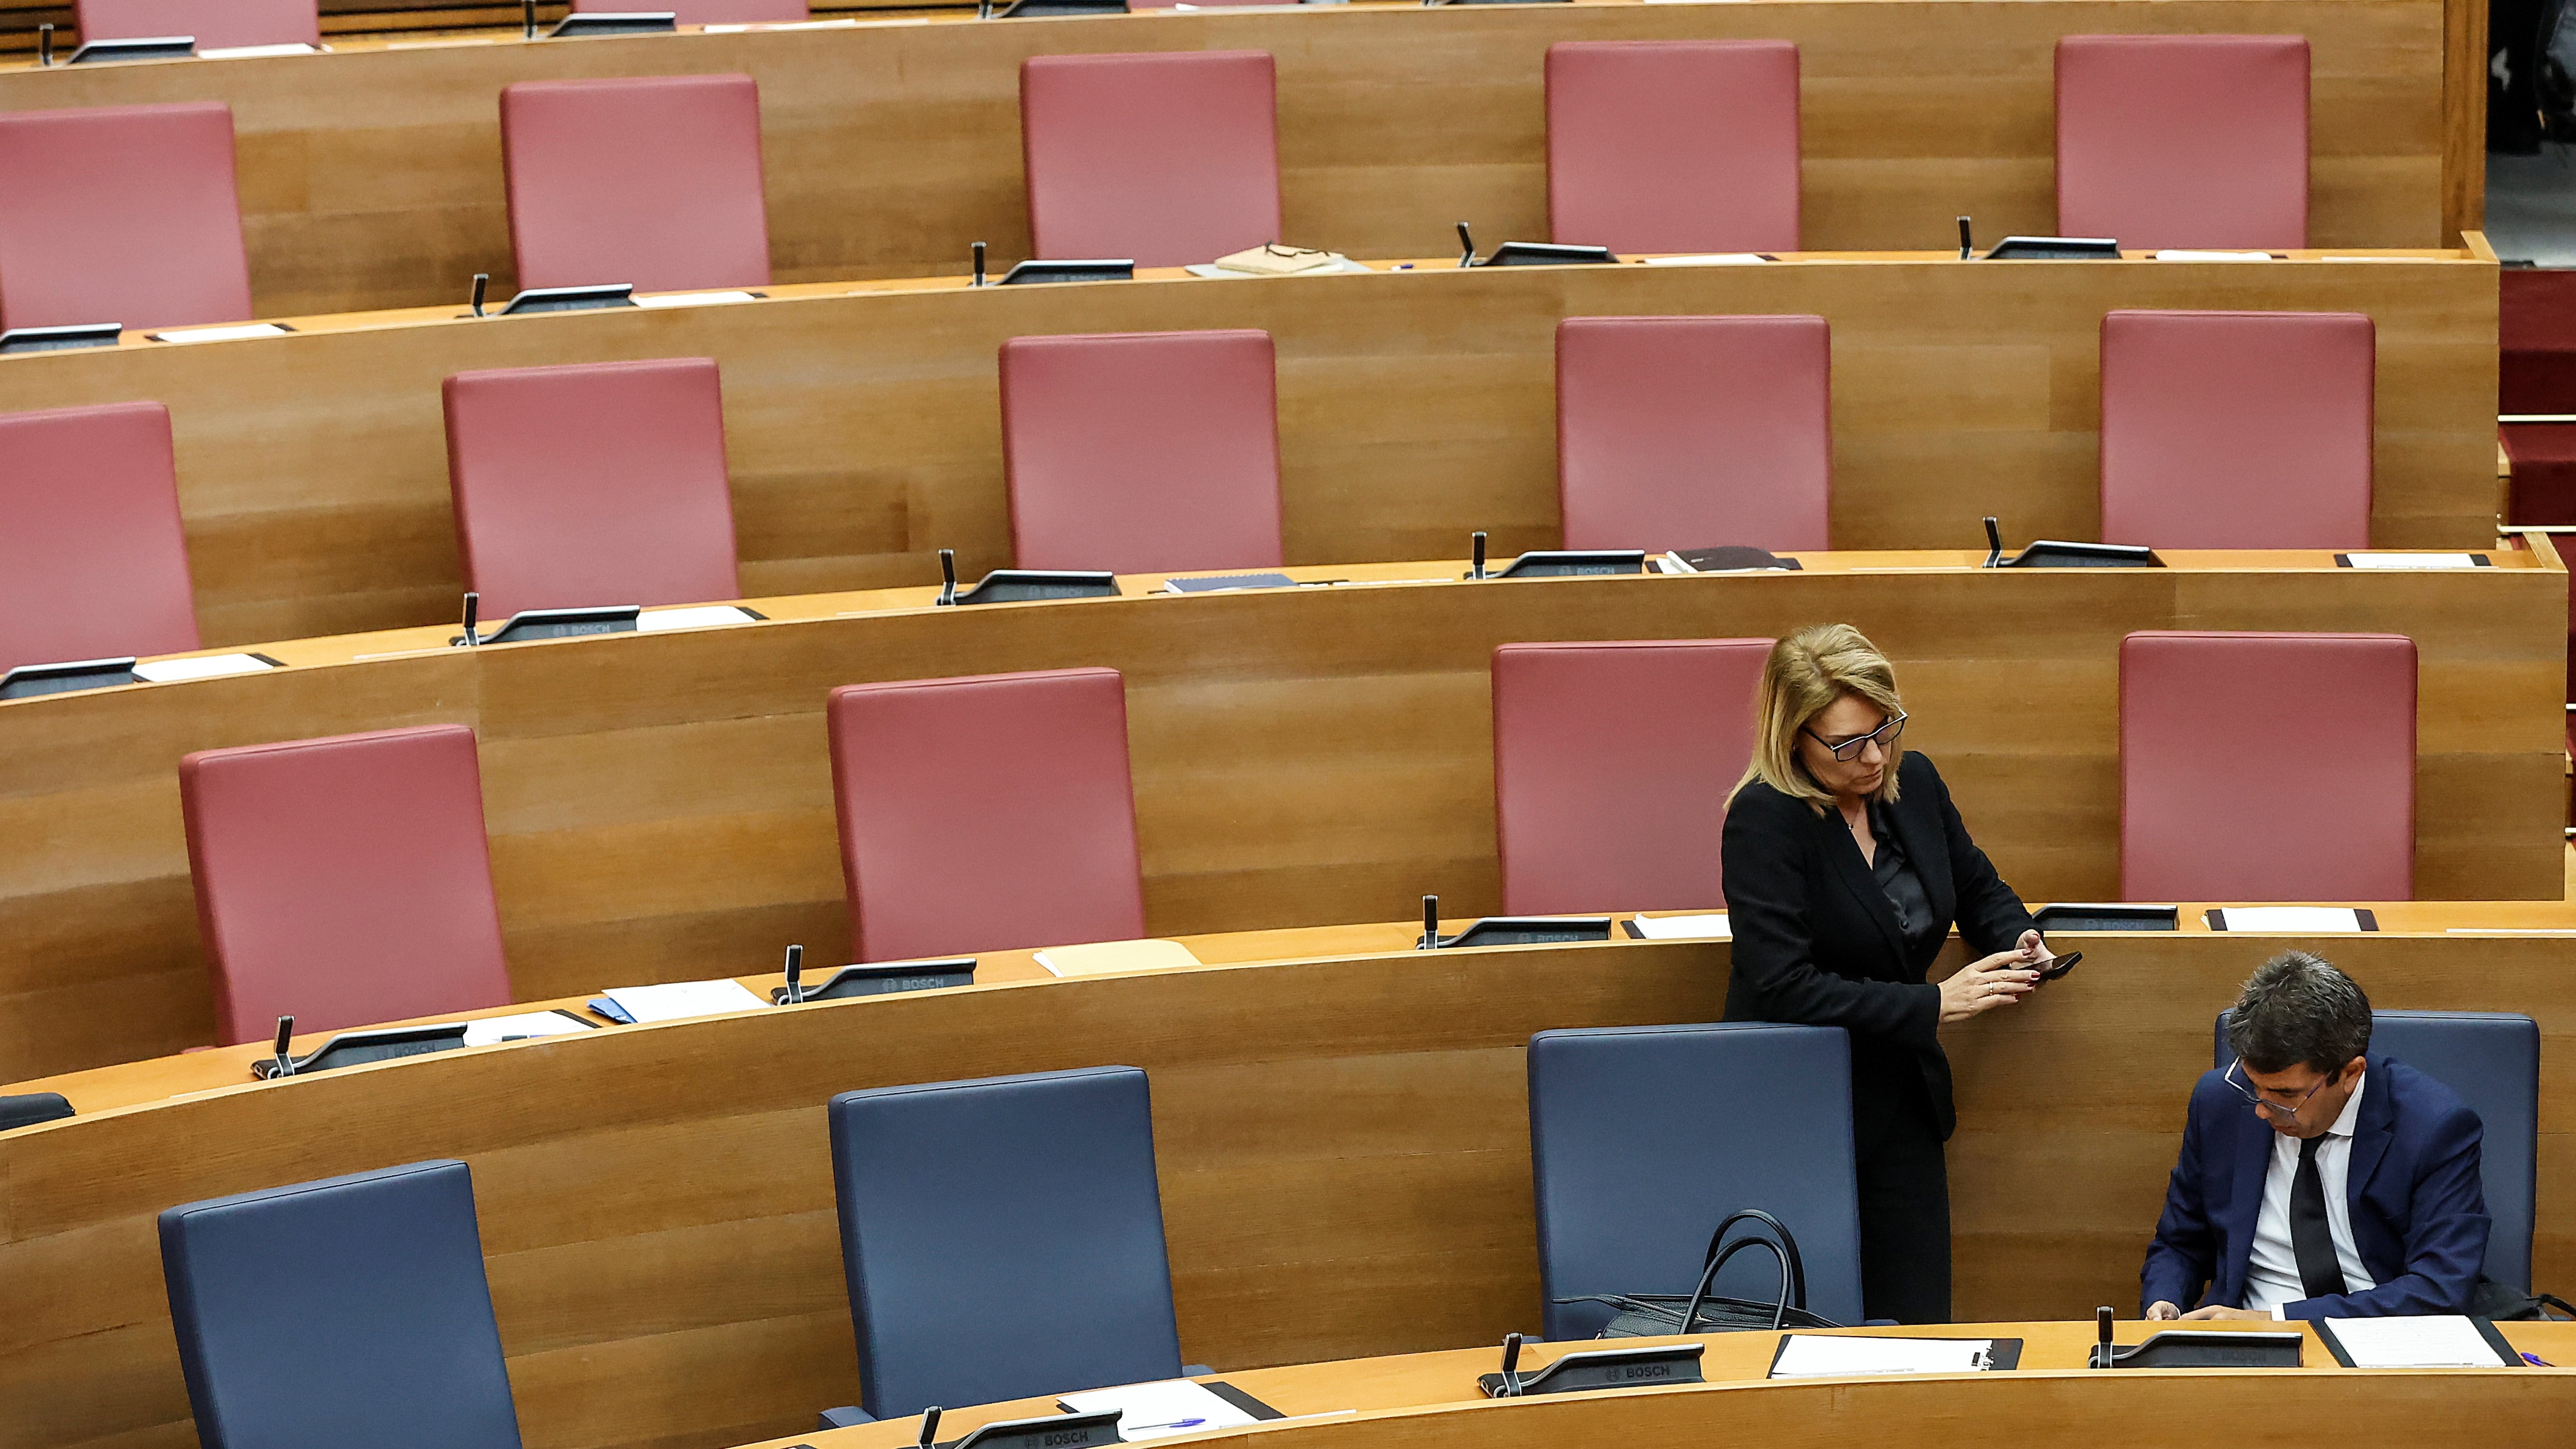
[1058,1381,1260,1441]
[1769,1335,1993,1377]
[150,323,292,345]
[2153,249,2275,261]
[701,18,865,29]
[633,291,760,310]
[1629,912,1731,940]
[636,605,759,632]
[2340,553,2486,570]
[200,42,323,57]
[2210,907,2368,933]
[132,653,275,683]
[1183,260,1374,279]
[1642,253,1769,266]
[460,1011,596,1048]
[600,980,769,1023]
[2322,1316,2515,1368]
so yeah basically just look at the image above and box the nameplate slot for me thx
[998,260,1136,286]
[2031,903,2178,933]
[2091,1330,2301,1369]
[253,1023,470,1079]
[1980,236,2121,260]
[1427,916,1613,949]
[947,570,1120,605]
[1474,242,1618,267]
[1479,550,1647,579]
[0,657,141,701]
[498,283,636,315]
[548,11,677,36]
[1479,1343,1705,1397]
[939,1409,1126,1449]
[1995,541,2161,568]
[997,0,1130,15]
[69,35,195,63]
[0,323,123,354]
[774,960,977,1003]
[456,605,642,645]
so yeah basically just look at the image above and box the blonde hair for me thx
[1732,623,1905,811]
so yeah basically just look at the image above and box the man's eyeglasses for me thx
[2223,1059,2330,1122]
[1803,711,1907,763]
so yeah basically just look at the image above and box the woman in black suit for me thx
[1721,623,2056,1324]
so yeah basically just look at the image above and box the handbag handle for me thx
[1682,1208,1808,1334]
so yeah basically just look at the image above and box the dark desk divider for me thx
[1982,236,2122,260]
[250,1023,471,1079]
[453,605,642,646]
[1423,917,1614,949]
[548,12,679,36]
[941,1410,1126,1449]
[2033,904,2179,932]
[948,570,1120,605]
[0,322,123,354]
[1479,242,1618,266]
[0,657,140,701]
[0,1092,75,1131]
[1485,550,1647,579]
[1478,1343,1705,1397]
[1997,541,2162,568]
[2091,1330,2303,1368]
[774,960,978,1003]
[498,283,636,315]
[998,260,1136,285]
[68,36,195,63]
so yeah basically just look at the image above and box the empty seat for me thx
[161,1160,523,1449]
[1545,40,1801,254]
[0,101,252,332]
[75,0,320,48]
[500,74,771,294]
[828,1065,1186,1418]
[1021,51,1280,268]
[0,401,200,674]
[570,0,804,20]
[2121,632,2414,902]
[442,357,743,617]
[1529,1023,1865,1338]
[181,724,515,1045]
[1556,315,1831,551]
[1001,330,1284,574]
[827,668,1146,962]
[2099,310,2374,549]
[2056,35,2309,250]
[1494,639,1773,915]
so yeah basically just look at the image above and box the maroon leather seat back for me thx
[1494,639,1773,915]
[1020,51,1280,268]
[1556,315,1831,552]
[1001,329,1284,574]
[501,74,771,294]
[180,724,516,1045]
[571,0,805,20]
[0,401,200,673]
[2120,631,2415,902]
[1545,41,1801,254]
[442,357,743,618]
[0,101,252,332]
[75,0,320,47]
[2099,309,2372,549]
[2056,35,2309,250]
[827,668,1147,962]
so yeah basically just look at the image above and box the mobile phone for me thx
[2034,951,2082,981]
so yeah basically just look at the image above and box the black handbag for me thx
[2470,1276,2575,1321]
[1557,1208,1846,1337]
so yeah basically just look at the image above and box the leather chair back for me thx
[2121,630,2414,901]
[570,0,805,19]
[1545,40,1800,253]
[0,101,252,331]
[1021,51,1280,268]
[2210,1010,2539,1291]
[1556,315,1831,551]
[75,0,320,47]
[1529,1022,1865,1336]
[828,1065,1184,1417]
[501,74,771,294]
[827,667,1146,961]
[160,1160,522,1449]
[181,724,515,1044]
[2100,309,2372,549]
[2056,35,2309,249]
[1493,639,1772,915]
[0,401,200,673]
[1000,329,1284,574]
[442,356,743,617]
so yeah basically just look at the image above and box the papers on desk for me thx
[1768,1335,2001,1377]
[1033,940,1204,976]
[1642,253,1769,266]
[597,980,769,1023]
[2153,250,2275,262]
[200,42,323,57]
[150,322,293,344]
[2206,907,2377,933]
[2337,552,2491,570]
[1628,912,1731,940]
[132,653,277,683]
[633,291,762,310]
[1183,259,1374,279]
[2316,1316,2519,1368]
[460,1010,597,1048]
[702,17,869,29]
[636,605,761,632]
[1058,1381,1262,1441]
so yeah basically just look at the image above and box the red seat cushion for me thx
[442,357,743,617]
[2056,35,2309,250]
[0,101,252,331]
[2501,269,2576,415]
[501,74,771,294]
[1546,41,1800,254]
[2099,310,2372,549]
[827,668,1146,962]
[1001,330,1284,574]
[2120,631,2414,901]
[0,401,199,673]
[74,0,319,47]
[570,0,805,20]
[1556,315,1831,551]
[1494,639,1773,915]
[181,724,516,1045]
[1021,52,1280,268]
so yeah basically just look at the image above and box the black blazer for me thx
[1720,752,2035,1143]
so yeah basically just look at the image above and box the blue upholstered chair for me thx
[1528,1022,1865,1339]
[158,1158,523,1449]
[2212,1008,2540,1290]
[823,1065,1194,1426]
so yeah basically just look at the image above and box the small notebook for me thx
[1033,940,1204,976]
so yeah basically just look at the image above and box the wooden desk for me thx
[0,249,2504,645]
[0,1,2462,321]
[6,922,2573,1449]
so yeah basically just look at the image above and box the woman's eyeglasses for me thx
[1803,711,1907,763]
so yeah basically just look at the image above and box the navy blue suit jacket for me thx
[2140,1056,2490,1320]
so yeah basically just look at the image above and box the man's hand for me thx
[2180,1305,2270,1321]
[2143,1301,2181,1321]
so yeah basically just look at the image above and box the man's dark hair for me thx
[2224,951,2373,1075]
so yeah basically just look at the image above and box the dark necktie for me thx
[2290,1134,2349,1300]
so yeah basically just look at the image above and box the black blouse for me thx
[1865,798,1941,959]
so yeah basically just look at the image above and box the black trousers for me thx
[1854,1075,1951,1325]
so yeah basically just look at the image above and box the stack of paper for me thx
[1769,1335,1993,1377]
[1033,940,1204,976]
[1630,912,1730,940]
[1057,1381,1259,1441]
[598,980,770,1023]
[461,1011,595,1047]
[2208,907,2370,933]
[2320,1316,2518,1368]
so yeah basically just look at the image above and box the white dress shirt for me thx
[2244,1068,2376,1316]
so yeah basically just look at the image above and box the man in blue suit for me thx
[2141,951,2490,1321]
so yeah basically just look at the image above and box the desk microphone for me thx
[972,241,988,288]
[460,591,483,645]
[523,0,537,37]
[1981,516,2004,568]
[469,272,489,318]
[1420,895,1440,949]
[780,944,805,1004]
[1957,215,1974,261]
[1455,221,1478,269]
[937,548,958,606]
[1469,531,1487,579]
[2092,1305,2114,1368]
[38,22,53,65]
[269,1015,296,1079]
[1496,1333,1525,1396]
[919,1407,943,1449]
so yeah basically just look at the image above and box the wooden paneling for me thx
[0,1,2453,318]
[6,925,2575,1449]
[0,547,2562,1085]
[0,254,2503,645]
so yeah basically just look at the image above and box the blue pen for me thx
[2523,1352,2555,1367]
[1129,1420,1208,1433]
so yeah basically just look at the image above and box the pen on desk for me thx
[2523,1352,2555,1367]
[1129,1420,1208,1433]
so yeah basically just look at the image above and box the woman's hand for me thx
[1938,950,2039,1024]
[2015,929,2052,968]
